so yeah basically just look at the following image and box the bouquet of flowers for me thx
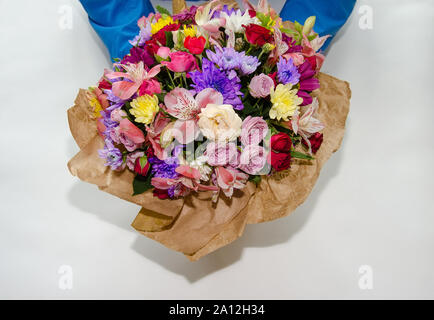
[68,0,351,260]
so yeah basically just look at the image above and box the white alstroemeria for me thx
[220,9,259,34]
[185,156,212,181]
[290,98,325,154]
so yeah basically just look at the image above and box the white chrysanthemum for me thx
[220,10,259,34]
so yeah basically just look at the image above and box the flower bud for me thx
[134,155,150,176]
[302,16,316,35]
[262,43,276,53]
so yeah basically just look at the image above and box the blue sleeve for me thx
[79,0,155,60]
[279,0,356,50]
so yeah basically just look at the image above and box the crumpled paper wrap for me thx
[67,73,350,260]
[68,0,350,260]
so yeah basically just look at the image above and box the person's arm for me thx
[79,0,155,60]
[279,0,356,50]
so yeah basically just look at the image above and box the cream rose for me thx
[197,104,242,142]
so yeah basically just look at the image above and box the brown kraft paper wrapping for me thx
[68,73,350,260]
[67,0,350,261]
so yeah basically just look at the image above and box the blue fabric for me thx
[79,0,155,60]
[80,0,355,60]
[279,0,356,50]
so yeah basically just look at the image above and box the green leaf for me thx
[156,5,171,16]
[132,173,153,196]
[291,151,314,160]
[249,175,262,186]
[165,31,174,48]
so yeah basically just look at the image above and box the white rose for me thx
[197,104,242,142]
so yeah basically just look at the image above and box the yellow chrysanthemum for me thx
[86,89,103,118]
[151,16,176,35]
[183,25,197,37]
[130,94,159,124]
[269,84,303,121]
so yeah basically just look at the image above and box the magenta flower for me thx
[297,61,320,106]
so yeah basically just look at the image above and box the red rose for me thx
[145,39,160,55]
[270,132,292,153]
[134,155,150,176]
[248,9,256,18]
[243,24,273,46]
[98,78,112,90]
[152,23,180,46]
[268,71,278,86]
[153,188,169,199]
[302,132,323,153]
[268,151,291,171]
[184,36,206,55]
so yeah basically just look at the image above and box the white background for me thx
[0,0,433,299]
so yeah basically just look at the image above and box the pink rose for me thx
[248,73,275,98]
[240,116,268,146]
[156,46,171,59]
[161,51,198,73]
[205,142,239,167]
[238,145,267,175]
[138,79,161,96]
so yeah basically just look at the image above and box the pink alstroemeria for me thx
[105,61,161,100]
[214,166,249,199]
[164,88,223,144]
[195,1,226,35]
[286,98,325,154]
[145,112,171,160]
[269,25,289,63]
[301,34,330,71]
[151,165,218,198]
[243,0,278,18]
[118,119,145,144]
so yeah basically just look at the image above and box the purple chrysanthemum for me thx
[129,23,152,47]
[206,48,240,70]
[149,146,183,198]
[206,48,260,75]
[238,53,261,75]
[189,58,244,110]
[277,57,300,85]
[98,139,124,170]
